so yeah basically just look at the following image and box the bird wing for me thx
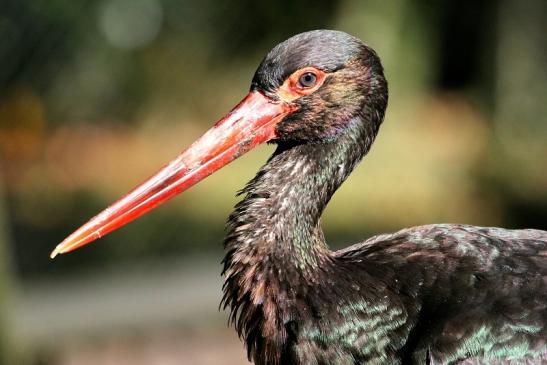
[335,223,547,364]
[444,350,547,364]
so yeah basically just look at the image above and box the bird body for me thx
[225,221,547,364]
[53,30,547,364]
[221,116,547,364]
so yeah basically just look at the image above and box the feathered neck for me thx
[220,117,380,364]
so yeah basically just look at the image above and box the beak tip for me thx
[50,247,61,259]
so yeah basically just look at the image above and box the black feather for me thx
[220,30,546,365]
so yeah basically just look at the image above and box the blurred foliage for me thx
[0,175,20,365]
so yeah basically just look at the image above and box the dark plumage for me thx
[220,30,547,364]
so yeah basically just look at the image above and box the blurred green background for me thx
[0,0,546,364]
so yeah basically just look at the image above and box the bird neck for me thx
[221,116,381,361]
[223,117,377,277]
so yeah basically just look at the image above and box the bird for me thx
[51,30,546,364]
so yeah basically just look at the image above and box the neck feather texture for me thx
[220,117,379,364]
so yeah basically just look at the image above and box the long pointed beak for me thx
[51,91,294,258]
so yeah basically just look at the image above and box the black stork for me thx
[51,30,546,364]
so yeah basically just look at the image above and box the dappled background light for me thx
[0,0,545,364]
[99,0,163,50]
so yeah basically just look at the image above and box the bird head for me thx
[254,30,386,142]
[51,30,387,258]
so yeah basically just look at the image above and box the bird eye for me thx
[279,67,325,101]
[298,72,317,88]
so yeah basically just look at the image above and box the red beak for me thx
[51,91,294,258]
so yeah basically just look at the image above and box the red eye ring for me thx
[277,67,327,102]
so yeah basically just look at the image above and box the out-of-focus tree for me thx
[486,0,547,228]
[0,173,18,365]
